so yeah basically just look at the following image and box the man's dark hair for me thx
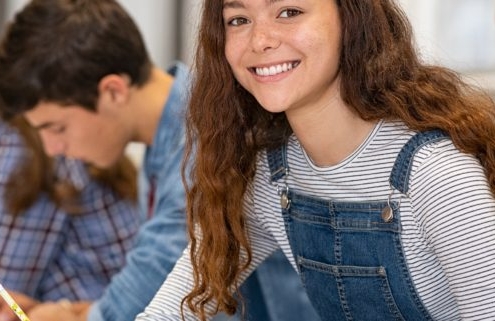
[0,0,152,118]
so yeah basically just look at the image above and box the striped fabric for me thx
[138,120,495,321]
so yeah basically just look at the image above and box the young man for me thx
[0,0,189,320]
[0,1,319,321]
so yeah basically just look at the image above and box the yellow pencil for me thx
[0,284,31,321]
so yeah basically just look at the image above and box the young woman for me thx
[136,0,495,320]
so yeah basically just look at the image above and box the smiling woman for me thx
[135,0,495,320]
[223,0,343,117]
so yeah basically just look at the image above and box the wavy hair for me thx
[183,0,495,319]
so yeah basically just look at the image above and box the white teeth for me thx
[255,62,295,76]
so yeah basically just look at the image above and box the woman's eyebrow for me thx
[223,0,288,10]
[223,0,244,10]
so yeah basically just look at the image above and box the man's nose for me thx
[39,133,66,157]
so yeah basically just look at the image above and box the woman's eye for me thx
[279,8,302,18]
[227,17,249,26]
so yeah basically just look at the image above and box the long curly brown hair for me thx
[182,0,495,319]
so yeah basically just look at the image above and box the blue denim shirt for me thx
[88,62,190,321]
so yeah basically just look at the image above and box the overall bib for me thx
[266,130,448,321]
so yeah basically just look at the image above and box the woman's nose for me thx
[250,21,281,53]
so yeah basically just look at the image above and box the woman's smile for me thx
[224,0,342,114]
[250,60,301,77]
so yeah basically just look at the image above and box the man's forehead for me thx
[24,102,67,129]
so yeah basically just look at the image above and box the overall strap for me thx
[389,129,450,194]
[267,143,289,182]
[267,130,450,194]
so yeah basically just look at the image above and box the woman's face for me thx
[223,0,342,115]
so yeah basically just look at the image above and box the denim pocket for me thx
[298,257,406,321]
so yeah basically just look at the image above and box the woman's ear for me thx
[96,74,131,110]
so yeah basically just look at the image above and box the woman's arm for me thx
[411,141,495,319]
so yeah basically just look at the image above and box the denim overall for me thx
[266,130,448,321]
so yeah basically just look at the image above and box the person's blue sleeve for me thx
[88,137,188,321]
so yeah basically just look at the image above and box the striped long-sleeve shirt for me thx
[137,120,495,321]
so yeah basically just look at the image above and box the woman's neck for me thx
[287,98,376,167]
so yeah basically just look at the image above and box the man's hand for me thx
[0,290,39,321]
[28,300,91,321]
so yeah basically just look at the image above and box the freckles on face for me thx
[222,0,343,113]
[223,31,244,79]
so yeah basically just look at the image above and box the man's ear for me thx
[97,74,131,110]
